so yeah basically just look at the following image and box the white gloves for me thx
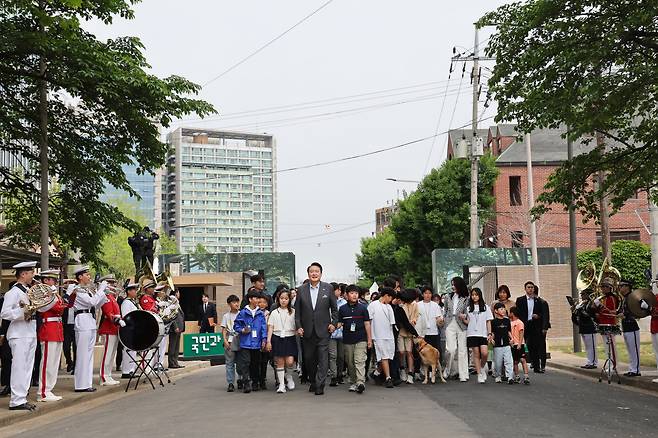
[594,298,601,306]
[118,319,126,327]
[97,280,108,295]
[640,300,649,310]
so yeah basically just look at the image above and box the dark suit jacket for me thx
[294,281,338,339]
[198,302,217,331]
[515,295,545,332]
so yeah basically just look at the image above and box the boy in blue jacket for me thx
[233,290,268,393]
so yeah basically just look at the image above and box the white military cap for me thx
[99,274,116,282]
[126,283,139,289]
[74,265,90,276]
[39,269,59,279]
[13,261,37,269]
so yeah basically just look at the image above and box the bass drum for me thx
[119,310,165,351]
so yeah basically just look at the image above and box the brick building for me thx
[447,124,650,250]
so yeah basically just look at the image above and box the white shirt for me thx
[310,283,320,310]
[121,298,138,317]
[526,296,535,321]
[72,286,108,331]
[221,311,238,331]
[466,304,493,338]
[268,307,296,337]
[452,293,460,316]
[368,300,395,340]
[418,301,443,336]
[0,283,37,339]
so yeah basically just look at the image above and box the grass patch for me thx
[552,341,657,368]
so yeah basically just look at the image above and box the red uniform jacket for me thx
[38,296,67,342]
[596,295,618,326]
[651,305,658,334]
[98,294,121,335]
[140,294,157,312]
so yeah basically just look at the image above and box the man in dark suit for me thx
[168,290,186,369]
[295,262,338,395]
[515,281,545,373]
[535,285,551,372]
[198,293,217,333]
[0,293,11,396]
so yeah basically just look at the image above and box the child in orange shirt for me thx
[509,307,530,385]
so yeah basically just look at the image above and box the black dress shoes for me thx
[0,385,10,396]
[9,403,36,411]
[314,386,324,395]
[308,384,316,393]
[329,378,338,387]
[74,388,97,393]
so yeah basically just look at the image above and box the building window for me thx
[511,231,524,248]
[509,176,522,206]
[596,230,641,246]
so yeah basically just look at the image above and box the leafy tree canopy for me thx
[0,0,215,264]
[357,155,498,285]
[480,0,658,221]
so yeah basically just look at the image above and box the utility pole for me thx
[38,27,49,270]
[596,133,611,261]
[567,130,581,352]
[650,191,658,294]
[469,25,480,249]
[525,134,540,286]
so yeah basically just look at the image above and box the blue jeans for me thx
[225,349,237,384]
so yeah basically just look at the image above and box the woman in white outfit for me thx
[441,277,470,382]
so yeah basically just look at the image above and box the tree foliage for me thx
[0,1,215,264]
[480,0,658,221]
[577,240,651,289]
[356,155,498,285]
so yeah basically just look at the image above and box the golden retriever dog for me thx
[413,337,446,384]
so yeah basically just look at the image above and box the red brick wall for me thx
[491,165,650,249]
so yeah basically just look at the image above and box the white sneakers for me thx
[101,378,121,386]
[348,384,358,392]
[477,369,487,384]
[400,369,408,381]
[285,374,295,391]
[276,384,286,394]
[406,374,414,384]
[38,393,62,402]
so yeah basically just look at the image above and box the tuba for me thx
[21,283,56,317]
[576,261,597,292]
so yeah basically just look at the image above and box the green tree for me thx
[0,1,215,265]
[356,228,406,285]
[480,0,658,221]
[356,155,498,285]
[158,230,178,255]
[190,243,217,273]
[577,240,651,289]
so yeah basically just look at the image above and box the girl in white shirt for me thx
[465,287,493,384]
[266,290,298,393]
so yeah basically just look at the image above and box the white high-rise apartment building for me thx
[163,128,277,254]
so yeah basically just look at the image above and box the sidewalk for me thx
[0,360,210,429]
[548,351,658,392]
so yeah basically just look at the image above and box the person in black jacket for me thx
[198,294,218,334]
[534,285,551,372]
[514,281,545,373]
[571,290,598,369]
[0,292,11,396]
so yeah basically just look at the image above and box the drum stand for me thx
[599,331,621,385]
[124,347,170,391]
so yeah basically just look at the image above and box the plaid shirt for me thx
[441,293,469,330]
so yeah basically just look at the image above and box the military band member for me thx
[154,283,169,371]
[592,278,620,367]
[98,276,122,386]
[72,266,109,392]
[650,292,658,384]
[62,279,77,373]
[571,289,597,369]
[36,270,67,402]
[139,280,157,313]
[0,261,38,411]
[618,279,641,377]
[120,283,139,378]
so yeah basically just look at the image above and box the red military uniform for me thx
[98,293,122,386]
[37,294,67,401]
[99,294,120,335]
[596,295,618,326]
[651,303,658,335]
[38,296,66,342]
[140,294,157,312]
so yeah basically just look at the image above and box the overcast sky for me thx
[85,0,509,283]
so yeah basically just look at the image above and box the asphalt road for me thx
[3,366,656,438]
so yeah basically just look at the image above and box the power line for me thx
[201,0,335,87]
[278,221,374,243]
[181,79,461,124]
[421,61,455,176]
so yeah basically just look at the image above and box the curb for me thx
[548,361,658,393]
[0,361,210,429]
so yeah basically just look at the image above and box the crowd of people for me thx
[219,263,555,396]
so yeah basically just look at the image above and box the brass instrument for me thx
[21,283,56,317]
[576,261,597,292]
